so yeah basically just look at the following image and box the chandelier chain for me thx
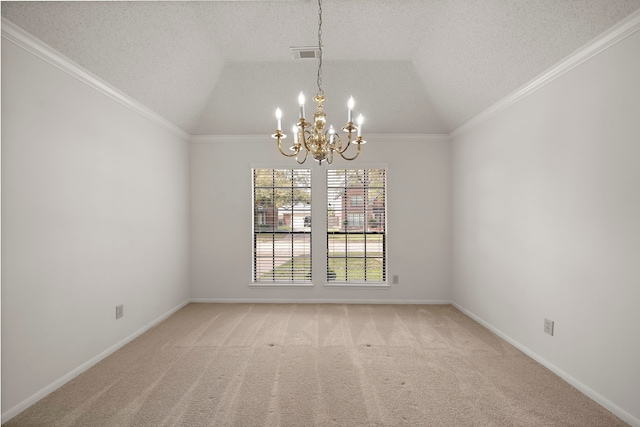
[317,0,323,95]
[271,0,365,165]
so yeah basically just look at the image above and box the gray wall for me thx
[451,29,640,423]
[1,37,190,417]
[189,135,452,303]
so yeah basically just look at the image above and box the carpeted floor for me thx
[4,303,627,426]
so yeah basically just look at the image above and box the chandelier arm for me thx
[331,134,340,152]
[298,120,313,152]
[337,141,351,154]
[336,132,352,154]
[276,136,300,158]
[337,141,362,161]
[296,149,309,164]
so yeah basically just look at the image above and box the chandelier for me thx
[272,0,365,165]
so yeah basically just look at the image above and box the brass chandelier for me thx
[272,0,365,165]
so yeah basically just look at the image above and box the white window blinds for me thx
[327,169,386,283]
[253,169,312,283]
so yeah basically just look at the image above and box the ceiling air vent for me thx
[290,46,321,60]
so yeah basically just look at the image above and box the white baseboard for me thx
[1,299,191,424]
[190,298,452,305]
[452,303,640,427]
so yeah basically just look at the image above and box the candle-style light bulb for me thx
[298,92,306,119]
[275,108,282,131]
[347,96,355,123]
[356,114,364,137]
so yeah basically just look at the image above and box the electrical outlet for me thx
[392,275,399,284]
[116,304,124,320]
[544,318,554,336]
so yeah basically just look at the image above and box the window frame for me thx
[326,168,388,286]
[251,168,313,287]
[250,164,389,288]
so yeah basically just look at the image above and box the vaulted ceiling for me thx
[3,1,640,135]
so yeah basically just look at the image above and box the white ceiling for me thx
[3,1,640,135]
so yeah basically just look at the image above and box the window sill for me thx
[250,283,314,288]
[323,282,390,289]
[249,282,390,289]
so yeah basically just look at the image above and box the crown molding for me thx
[6,5,638,144]
[450,8,640,139]
[1,18,190,141]
[189,133,450,144]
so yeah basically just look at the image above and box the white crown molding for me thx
[189,133,450,144]
[1,18,190,141]
[6,6,639,144]
[450,8,640,139]
[1,16,447,146]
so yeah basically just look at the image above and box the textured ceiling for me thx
[3,1,640,135]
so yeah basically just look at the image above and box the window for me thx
[349,195,364,206]
[347,213,365,227]
[327,169,386,283]
[253,169,311,283]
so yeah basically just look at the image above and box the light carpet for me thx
[4,303,627,426]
